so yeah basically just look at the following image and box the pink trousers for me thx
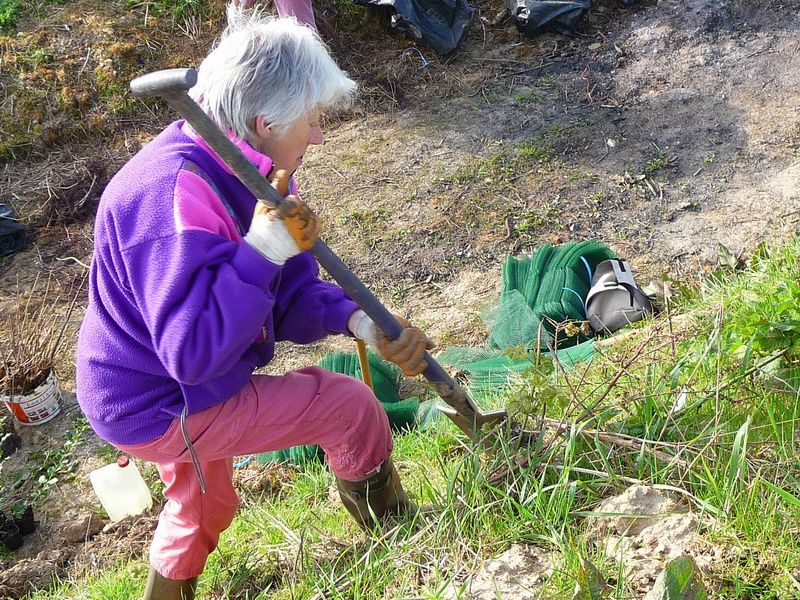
[237,0,316,29]
[118,366,392,579]
[274,0,316,29]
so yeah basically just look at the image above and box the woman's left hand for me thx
[348,311,435,376]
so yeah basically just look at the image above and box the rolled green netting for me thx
[483,290,539,349]
[546,338,597,366]
[440,241,614,401]
[489,240,616,350]
[257,350,421,466]
[319,351,401,404]
[257,442,322,466]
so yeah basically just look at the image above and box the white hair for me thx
[190,9,357,142]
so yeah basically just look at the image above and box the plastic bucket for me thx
[1,371,62,426]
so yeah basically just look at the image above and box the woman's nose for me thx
[309,125,324,145]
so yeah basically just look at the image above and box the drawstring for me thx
[401,47,431,70]
[562,286,587,316]
[579,256,593,284]
[181,406,207,494]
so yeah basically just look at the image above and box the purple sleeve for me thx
[273,253,360,344]
[124,231,282,385]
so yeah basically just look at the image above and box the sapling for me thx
[0,274,80,397]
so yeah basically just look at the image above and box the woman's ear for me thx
[254,115,272,140]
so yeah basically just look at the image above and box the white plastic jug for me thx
[88,455,153,522]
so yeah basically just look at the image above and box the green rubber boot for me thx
[143,567,198,600]
[336,458,416,530]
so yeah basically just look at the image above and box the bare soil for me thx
[0,0,798,596]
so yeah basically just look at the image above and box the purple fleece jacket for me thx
[76,120,359,445]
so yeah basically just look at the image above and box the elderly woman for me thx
[76,14,431,600]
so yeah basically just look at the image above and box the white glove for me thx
[347,310,382,348]
[244,214,301,265]
[244,170,319,265]
[348,309,435,377]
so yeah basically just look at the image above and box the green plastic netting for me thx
[487,240,616,350]
[436,241,615,402]
[256,350,421,466]
[437,341,597,402]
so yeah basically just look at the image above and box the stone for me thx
[587,485,680,539]
[0,558,60,599]
[61,512,105,543]
[444,544,555,600]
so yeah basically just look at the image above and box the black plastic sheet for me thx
[354,0,475,55]
[504,0,588,34]
[0,204,25,258]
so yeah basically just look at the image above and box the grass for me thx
[0,0,222,163]
[338,207,390,247]
[517,138,553,162]
[438,119,582,192]
[15,238,800,598]
[645,149,670,174]
[126,0,206,20]
[0,0,70,32]
[0,0,19,31]
[513,198,562,233]
[444,150,517,187]
[513,89,543,105]
[438,136,556,193]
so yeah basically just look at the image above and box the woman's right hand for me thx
[244,170,320,265]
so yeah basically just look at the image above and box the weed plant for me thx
[0,416,88,547]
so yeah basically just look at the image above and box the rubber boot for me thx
[336,458,416,530]
[143,567,198,600]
